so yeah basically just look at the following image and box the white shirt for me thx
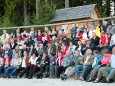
[22,57,26,67]
[88,30,95,39]
[68,45,76,53]
[84,56,90,64]
[83,33,88,40]
[111,34,115,46]
[29,57,38,65]
[92,57,97,67]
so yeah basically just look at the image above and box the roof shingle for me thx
[52,4,96,22]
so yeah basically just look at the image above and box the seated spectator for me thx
[43,31,51,42]
[62,36,70,46]
[11,51,30,78]
[36,43,45,57]
[106,23,114,35]
[1,30,9,44]
[75,49,93,81]
[29,32,37,45]
[94,47,115,83]
[36,52,50,79]
[14,28,20,38]
[74,29,83,41]
[61,42,68,56]
[0,40,2,58]
[51,27,57,37]
[82,28,88,40]
[55,42,61,57]
[24,38,31,49]
[110,31,115,50]
[68,41,76,54]
[95,24,101,38]
[42,37,48,47]
[30,28,35,35]
[34,38,38,49]
[97,31,110,51]
[37,30,42,42]
[28,44,37,57]
[75,40,83,55]
[9,39,17,50]
[0,57,3,77]
[19,53,38,78]
[55,51,63,78]
[0,53,11,77]
[46,42,56,56]
[81,39,95,55]
[91,32,100,46]
[60,51,74,80]
[71,24,77,39]
[1,34,9,44]
[2,44,13,58]
[12,46,21,59]
[88,48,111,82]
[52,35,57,43]
[21,45,29,57]
[60,50,82,80]
[88,26,96,39]
[49,52,56,78]
[3,54,21,78]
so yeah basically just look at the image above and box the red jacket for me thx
[3,58,12,67]
[61,46,68,55]
[46,35,51,42]
[58,55,63,66]
[75,32,83,40]
[38,35,42,42]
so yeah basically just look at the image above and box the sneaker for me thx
[93,79,100,83]
[74,76,79,80]
[60,74,65,80]
[79,77,84,81]
[86,78,92,82]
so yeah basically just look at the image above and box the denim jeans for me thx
[10,67,19,77]
[4,67,16,76]
[75,65,92,80]
[0,66,8,75]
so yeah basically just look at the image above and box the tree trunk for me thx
[24,0,27,25]
[65,0,69,8]
[98,0,102,16]
[36,0,40,19]
[106,0,111,17]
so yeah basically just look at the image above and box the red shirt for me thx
[100,34,108,45]
[57,55,63,66]
[38,35,42,42]
[101,54,111,65]
[61,46,68,55]
[75,32,83,40]
[3,58,12,67]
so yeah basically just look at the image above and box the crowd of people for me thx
[0,20,115,83]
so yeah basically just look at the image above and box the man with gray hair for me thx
[75,49,94,81]
[60,50,82,80]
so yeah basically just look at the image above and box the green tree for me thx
[34,0,56,24]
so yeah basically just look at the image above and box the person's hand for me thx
[68,60,70,63]
[100,44,103,48]
[38,64,40,67]
[83,63,86,66]
[83,47,86,50]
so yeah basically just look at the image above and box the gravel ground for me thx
[0,78,115,86]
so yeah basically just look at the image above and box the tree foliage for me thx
[0,0,114,27]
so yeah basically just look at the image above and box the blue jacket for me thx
[29,35,37,44]
[92,54,102,68]
[2,49,13,58]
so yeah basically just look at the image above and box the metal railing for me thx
[0,16,115,30]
